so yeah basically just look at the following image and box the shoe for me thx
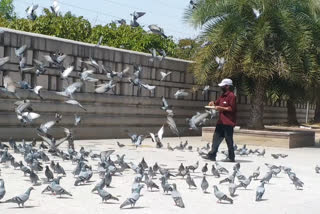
[202,155,216,161]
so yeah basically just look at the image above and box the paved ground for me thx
[0,136,320,214]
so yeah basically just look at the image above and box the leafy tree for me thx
[0,0,15,20]
[184,0,320,129]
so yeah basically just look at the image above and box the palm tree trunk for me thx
[314,100,320,123]
[248,79,266,130]
[287,98,299,125]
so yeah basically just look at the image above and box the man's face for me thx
[221,85,228,92]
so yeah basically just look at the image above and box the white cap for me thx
[218,78,233,87]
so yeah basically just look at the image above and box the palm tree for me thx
[184,0,320,129]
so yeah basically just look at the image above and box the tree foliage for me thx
[0,0,15,20]
[1,8,178,57]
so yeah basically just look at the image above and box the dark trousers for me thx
[209,124,235,160]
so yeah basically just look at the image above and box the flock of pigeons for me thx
[1,137,320,209]
[2,0,319,211]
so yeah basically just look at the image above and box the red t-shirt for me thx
[215,91,237,127]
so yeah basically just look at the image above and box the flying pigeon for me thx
[148,25,167,38]
[65,99,87,111]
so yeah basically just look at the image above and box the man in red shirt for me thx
[202,78,237,162]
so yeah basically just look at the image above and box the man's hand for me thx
[208,101,215,106]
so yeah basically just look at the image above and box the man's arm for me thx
[216,96,236,112]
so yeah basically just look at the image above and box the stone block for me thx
[171,71,180,82]
[37,75,48,89]
[0,46,4,57]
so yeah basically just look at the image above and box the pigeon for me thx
[50,0,60,15]
[120,184,144,208]
[149,48,159,62]
[92,179,106,193]
[56,82,83,98]
[144,174,159,191]
[260,171,273,183]
[60,66,74,80]
[228,183,238,197]
[148,25,167,38]
[316,165,320,174]
[29,170,40,185]
[167,116,179,137]
[0,56,9,68]
[186,173,197,189]
[141,83,156,92]
[189,0,197,9]
[219,171,236,184]
[130,11,145,27]
[201,176,209,193]
[74,114,81,126]
[129,134,145,147]
[167,143,174,151]
[256,182,266,201]
[215,56,225,69]
[187,161,199,173]
[213,185,233,204]
[15,44,27,59]
[44,53,67,69]
[65,99,87,111]
[174,89,189,99]
[0,179,5,201]
[95,80,116,93]
[159,176,173,194]
[290,175,304,190]
[253,8,261,19]
[149,125,164,148]
[5,187,34,207]
[38,120,56,134]
[51,182,72,197]
[171,183,185,208]
[104,171,112,187]
[97,188,119,203]
[45,166,54,182]
[33,59,47,76]
[237,176,253,189]
[55,162,66,176]
[257,148,265,156]
[211,165,220,178]
[160,71,172,81]
[95,36,103,47]
[252,167,260,180]
[26,4,38,20]
[117,141,125,148]
[80,69,98,82]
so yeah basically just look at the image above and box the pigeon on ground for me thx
[256,182,266,201]
[260,171,273,183]
[159,176,173,194]
[0,179,5,201]
[202,163,208,175]
[213,185,233,204]
[51,182,72,197]
[237,176,253,189]
[171,183,185,208]
[211,165,220,178]
[316,165,320,174]
[252,167,260,180]
[117,141,125,148]
[29,170,40,185]
[55,162,66,176]
[228,183,238,197]
[257,148,265,156]
[144,174,159,191]
[187,161,199,173]
[45,166,54,182]
[219,171,236,184]
[120,184,144,208]
[186,173,197,189]
[201,176,209,193]
[5,187,34,207]
[97,188,119,203]
[167,143,174,151]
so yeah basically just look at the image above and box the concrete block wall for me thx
[0,28,315,140]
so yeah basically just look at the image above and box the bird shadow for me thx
[238,188,253,191]
[102,202,119,204]
[257,199,268,202]
[231,194,238,197]
[8,205,39,209]
[121,206,147,210]
[218,202,233,205]
[56,197,73,199]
